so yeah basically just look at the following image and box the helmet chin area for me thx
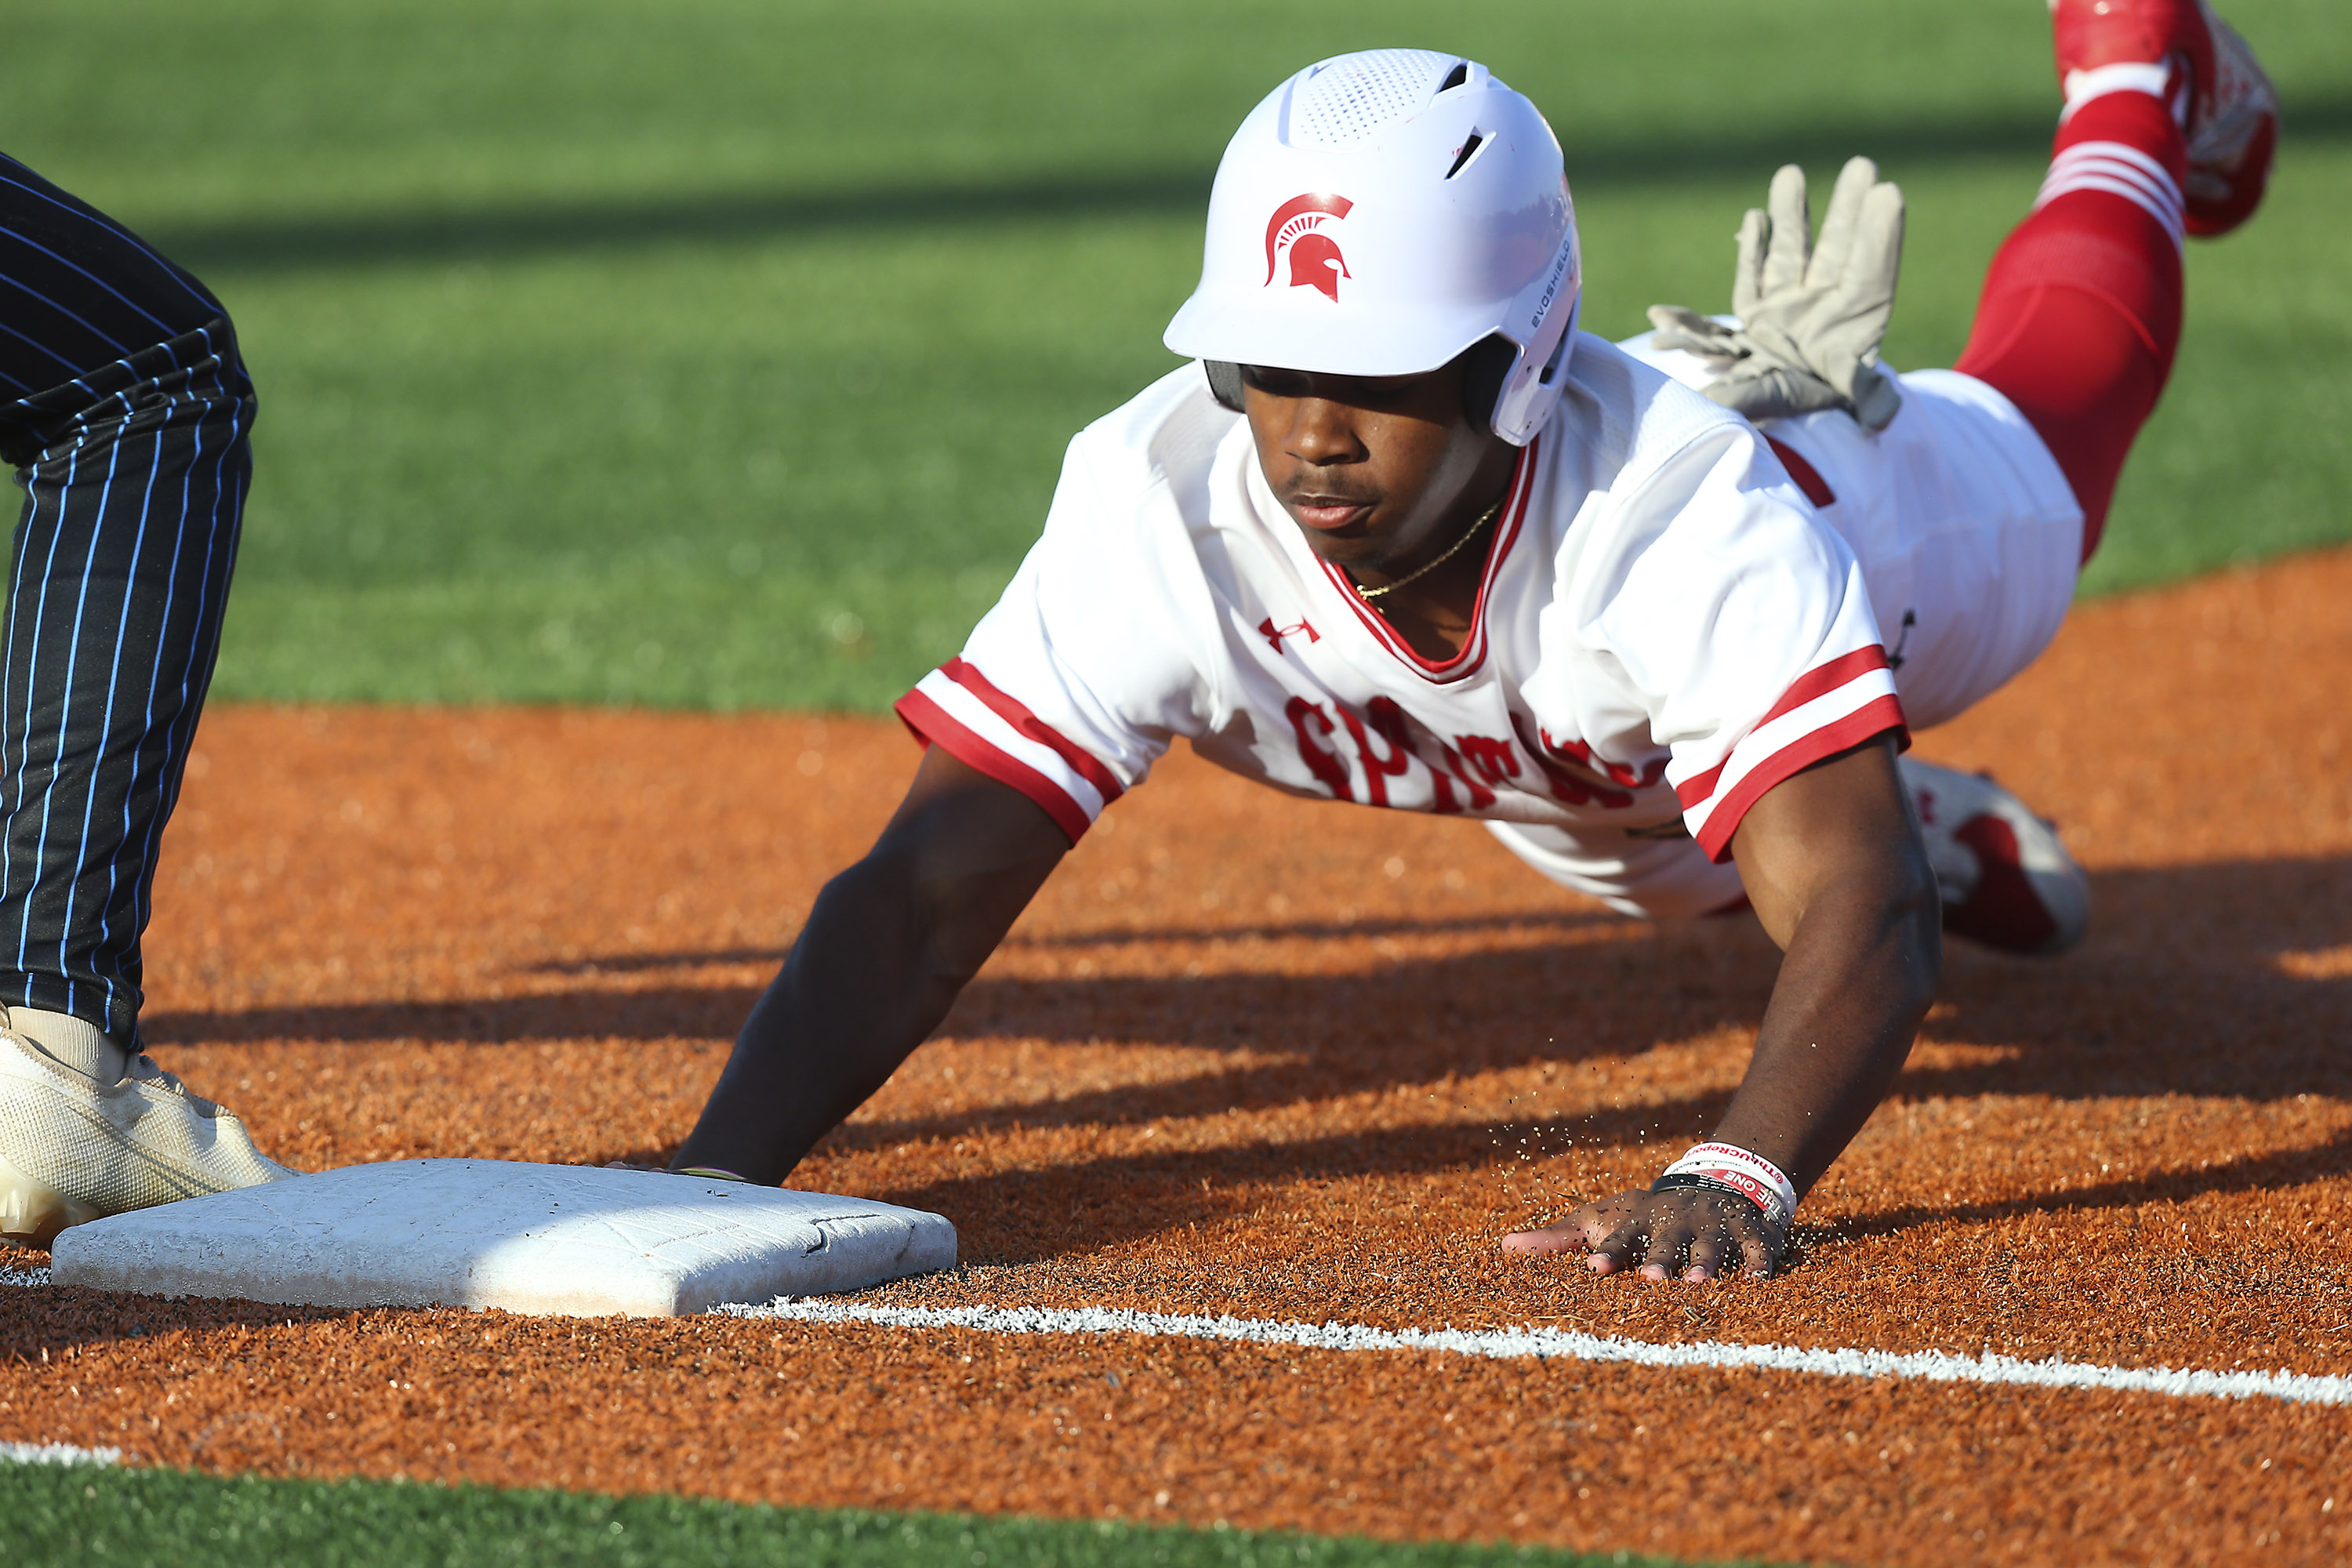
[1167,49,1583,447]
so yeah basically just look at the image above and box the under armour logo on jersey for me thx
[1263,194,1354,301]
[1258,616,1321,654]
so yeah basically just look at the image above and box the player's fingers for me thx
[1498,1222,1586,1256]
[1731,207,1771,323]
[1573,1194,1645,1246]
[1690,1198,1773,1280]
[1501,1195,1632,1258]
[1809,155,1881,285]
[1682,1231,1732,1282]
[1635,1214,1701,1282]
[1742,1220,1786,1278]
[1838,180,1907,312]
[1584,1209,1654,1276]
[1760,164,1811,298]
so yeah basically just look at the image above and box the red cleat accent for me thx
[1944,815,2062,954]
[2049,0,2278,236]
[1901,758,2090,957]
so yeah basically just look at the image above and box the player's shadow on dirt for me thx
[803,852,2352,1156]
[847,852,2352,1261]
[141,852,2346,1263]
[1817,1124,2352,1248]
[143,910,1755,1059]
[143,854,2347,1131]
[858,1110,2352,1268]
[0,1270,352,1360]
[510,907,1614,975]
[141,986,768,1048]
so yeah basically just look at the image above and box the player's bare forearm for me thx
[1709,735,1941,1191]
[1506,735,1940,1279]
[670,748,1068,1185]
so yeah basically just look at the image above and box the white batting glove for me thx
[1647,156,1906,432]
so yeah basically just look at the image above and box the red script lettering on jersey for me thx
[1336,697,1414,807]
[1286,697,1355,800]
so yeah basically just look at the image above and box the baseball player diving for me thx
[667,0,2279,1284]
[5,1,2280,1283]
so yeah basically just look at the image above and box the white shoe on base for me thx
[0,1007,298,1250]
[1899,757,2091,956]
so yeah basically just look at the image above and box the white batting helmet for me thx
[1163,49,1581,447]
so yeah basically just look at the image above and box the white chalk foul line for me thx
[721,1298,2352,1410]
[1,1440,121,1467]
[9,1256,2339,1409]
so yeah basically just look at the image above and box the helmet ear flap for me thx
[1461,336,1517,435]
[1203,361,1247,412]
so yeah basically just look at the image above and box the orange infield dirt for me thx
[4,547,2350,1566]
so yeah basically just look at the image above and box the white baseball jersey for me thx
[895,333,1965,869]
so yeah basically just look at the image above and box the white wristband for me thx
[1661,1142,1798,1229]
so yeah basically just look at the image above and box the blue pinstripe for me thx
[0,152,255,1037]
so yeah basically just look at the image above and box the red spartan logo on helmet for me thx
[1263,193,1354,302]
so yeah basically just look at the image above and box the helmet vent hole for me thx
[1288,48,1463,144]
[1536,326,1573,387]
[1439,62,1469,93]
[1444,133,1486,180]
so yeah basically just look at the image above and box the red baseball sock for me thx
[1952,88,2187,562]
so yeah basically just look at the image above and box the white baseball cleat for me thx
[0,1007,298,1250]
[1899,757,2090,956]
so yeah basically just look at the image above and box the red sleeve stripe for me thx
[1756,644,1891,730]
[1670,644,1908,860]
[939,656,1126,805]
[1690,695,1907,861]
[1674,645,1900,812]
[1675,757,1727,813]
[894,685,1096,846]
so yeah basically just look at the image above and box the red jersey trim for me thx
[1763,436,1837,508]
[1673,644,1900,812]
[939,655,1126,806]
[1692,695,1910,862]
[1757,644,1892,729]
[893,688,1094,845]
[1316,438,1537,685]
[1675,758,1727,812]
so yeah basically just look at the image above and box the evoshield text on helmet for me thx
[1163,49,1582,447]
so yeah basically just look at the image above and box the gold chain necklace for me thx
[1350,495,1504,601]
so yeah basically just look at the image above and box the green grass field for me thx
[6,0,2347,710]
[4,1461,1748,1568]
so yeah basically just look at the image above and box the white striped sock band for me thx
[2035,140,2186,243]
[724,1298,2352,1409]
[2060,61,2176,117]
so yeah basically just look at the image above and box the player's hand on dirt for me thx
[1647,156,1906,431]
[1502,1187,1784,1281]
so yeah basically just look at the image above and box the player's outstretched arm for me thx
[1504,735,1940,1279]
[670,746,1069,1184]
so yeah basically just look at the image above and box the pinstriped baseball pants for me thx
[0,152,255,1039]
